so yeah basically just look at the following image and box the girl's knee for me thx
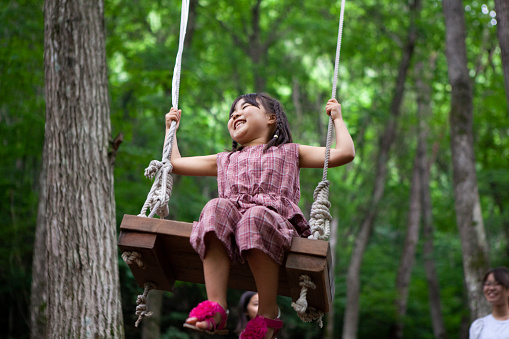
[204,197,234,210]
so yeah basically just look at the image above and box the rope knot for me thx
[134,282,157,327]
[308,180,332,240]
[144,160,163,179]
[121,251,145,269]
[291,275,324,327]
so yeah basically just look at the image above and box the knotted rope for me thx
[297,0,346,324]
[121,251,145,269]
[135,282,156,327]
[291,275,325,327]
[138,0,189,219]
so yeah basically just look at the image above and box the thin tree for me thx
[31,0,124,337]
[29,161,48,338]
[393,146,422,339]
[416,58,448,339]
[494,0,509,119]
[342,1,421,338]
[442,0,490,321]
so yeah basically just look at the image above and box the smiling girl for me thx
[469,267,509,339]
[165,93,354,339]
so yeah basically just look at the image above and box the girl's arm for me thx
[299,98,355,168]
[165,108,218,176]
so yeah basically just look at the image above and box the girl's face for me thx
[228,99,276,147]
[483,273,509,306]
[246,293,259,320]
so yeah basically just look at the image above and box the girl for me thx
[166,93,354,339]
[469,267,509,339]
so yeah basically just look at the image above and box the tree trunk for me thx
[41,0,123,337]
[141,290,164,339]
[416,58,448,339]
[442,0,491,321]
[325,217,338,339]
[342,1,421,338]
[494,0,509,119]
[393,152,421,339]
[30,161,48,339]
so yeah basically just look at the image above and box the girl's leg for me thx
[246,249,280,339]
[186,233,231,329]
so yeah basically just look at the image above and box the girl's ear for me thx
[267,114,277,125]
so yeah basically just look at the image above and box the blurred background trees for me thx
[1,0,508,338]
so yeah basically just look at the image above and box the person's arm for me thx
[299,98,355,168]
[165,108,218,176]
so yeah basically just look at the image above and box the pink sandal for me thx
[240,310,283,339]
[183,300,229,335]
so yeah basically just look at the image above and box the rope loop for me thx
[121,251,145,269]
[135,282,157,327]
[291,275,324,327]
[308,180,332,240]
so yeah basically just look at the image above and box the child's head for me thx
[235,291,259,335]
[229,93,292,151]
[482,267,509,305]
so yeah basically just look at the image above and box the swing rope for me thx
[293,0,346,326]
[123,0,190,326]
[138,0,189,220]
[307,0,346,241]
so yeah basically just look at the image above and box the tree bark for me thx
[342,1,421,338]
[416,58,448,339]
[41,0,123,337]
[442,0,491,321]
[141,290,164,339]
[393,151,421,339]
[494,0,509,119]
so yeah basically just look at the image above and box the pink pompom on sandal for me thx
[183,300,229,335]
[240,310,282,339]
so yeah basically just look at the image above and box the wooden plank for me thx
[118,215,333,313]
[121,215,329,257]
[120,215,192,237]
[290,237,330,257]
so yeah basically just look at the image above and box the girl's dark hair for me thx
[234,291,257,335]
[229,93,292,152]
[483,267,509,289]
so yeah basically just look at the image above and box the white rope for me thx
[291,275,324,327]
[121,251,145,269]
[300,2,345,326]
[308,0,346,241]
[138,0,189,219]
[135,282,157,327]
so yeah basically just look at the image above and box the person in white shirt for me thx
[470,267,509,339]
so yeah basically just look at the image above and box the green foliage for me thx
[0,0,44,337]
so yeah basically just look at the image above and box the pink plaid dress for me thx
[190,143,311,265]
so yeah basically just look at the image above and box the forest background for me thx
[1,0,508,338]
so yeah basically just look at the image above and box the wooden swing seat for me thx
[118,214,334,313]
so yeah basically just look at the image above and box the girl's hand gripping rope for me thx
[166,107,182,131]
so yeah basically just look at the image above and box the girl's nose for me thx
[232,112,240,120]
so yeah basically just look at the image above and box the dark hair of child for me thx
[229,93,293,152]
[235,291,258,336]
